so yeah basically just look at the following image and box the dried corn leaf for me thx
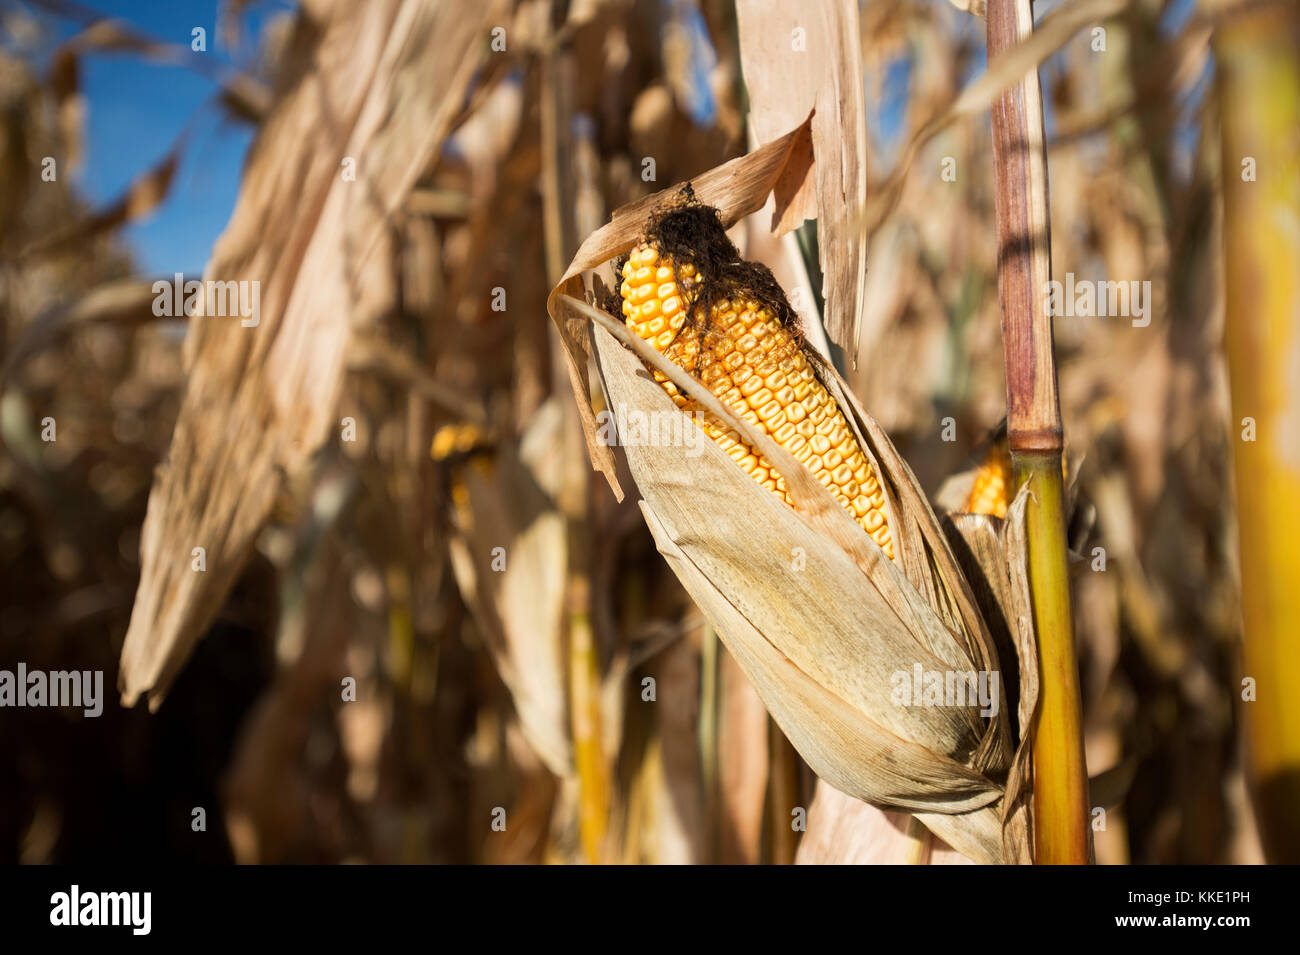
[23,145,179,259]
[945,513,1021,731]
[445,404,572,777]
[119,0,498,709]
[999,488,1039,864]
[2,279,161,379]
[46,46,83,174]
[736,0,868,356]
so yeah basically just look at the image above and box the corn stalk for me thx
[1215,0,1300,863]
[986,0,1091,864]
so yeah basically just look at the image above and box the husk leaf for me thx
[545,123,1037,863]
[587,316,1011,863]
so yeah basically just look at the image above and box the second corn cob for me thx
[964,433,1014,518]
[962,429,1068,519]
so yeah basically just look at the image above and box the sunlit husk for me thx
[591,320,1024,862]
[547,120,1039,863]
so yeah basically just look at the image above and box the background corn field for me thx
[1,0,1294,864]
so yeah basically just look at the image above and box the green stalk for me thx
[1015,454,1090,863]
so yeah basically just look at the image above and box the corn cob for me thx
[962,431,1068,518]
[619,242,895,560]
[964,434,1013,518]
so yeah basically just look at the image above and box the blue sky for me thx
[40,0,292,277]
[40,0,1203,277]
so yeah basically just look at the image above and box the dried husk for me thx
[546,121,1038,863]
[591,316,1008,863]
[793,497,1041,865]
[944,491,1041,864]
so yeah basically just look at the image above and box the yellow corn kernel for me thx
[963,435,1013,518]
[620,243,894,560]
[963,432,1068,518]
